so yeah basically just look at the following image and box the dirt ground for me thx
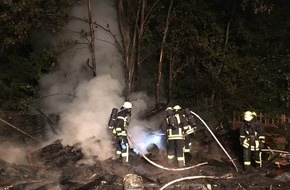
[0,133,289,190]
[0,112,289,190]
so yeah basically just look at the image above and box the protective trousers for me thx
[167,139,185,167]
[184,134,194,153]
[116,136,129,162]
[243,147,262,169]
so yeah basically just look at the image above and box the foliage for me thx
[0,0,75,48]
[0,0,289,120]
[154,0,290,117]
[0,0,77,112]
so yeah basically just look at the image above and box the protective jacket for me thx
[239,119,265,150]
[112,109,130,137]
[161,112,189,140]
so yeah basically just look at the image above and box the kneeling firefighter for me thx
[239,111,265,171]
[161,106,189,167]
[108,101,132,162]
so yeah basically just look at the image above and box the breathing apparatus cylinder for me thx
[108,108,118,128]
[184,108,191,116]
[184,108,196,126]
[165,108,177,128]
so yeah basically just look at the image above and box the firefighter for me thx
[180,107,197,153]
[110,101,132,162]
[161,106,189,167]
[239,111,265,172]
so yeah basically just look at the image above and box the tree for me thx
[0,0,77,111]
[116,0,162,99]
[155,0,174,106]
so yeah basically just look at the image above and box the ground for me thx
[0,112,289,189]
[0,134,289,190]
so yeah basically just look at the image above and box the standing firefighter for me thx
[161,106,189,167]
[182,107,197,153]
[239,111,265,172]
[108,101,132,162]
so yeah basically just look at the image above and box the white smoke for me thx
[0,142,29,165]
[39,0,160,161]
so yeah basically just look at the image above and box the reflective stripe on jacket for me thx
[239,119,264,150]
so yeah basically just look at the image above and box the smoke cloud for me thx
[38,0,160,162]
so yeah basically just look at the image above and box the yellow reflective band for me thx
[244,161,251,166]
[186,128,195,134]
[184,149,190,153]
[117,116,125,120]
[175,114,181,124]
[168,155,174,159]
[177,157,185,161]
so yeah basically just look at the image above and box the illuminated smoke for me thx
[38,0,161,162]
[39,0,125,161]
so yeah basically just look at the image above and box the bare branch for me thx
[94,22,123,54]
[35,108,58,135]
[143,0,162,29]
[0,117,39,143]
[69,15,89,23]
[85,58,96,76]
[39,93,78,99]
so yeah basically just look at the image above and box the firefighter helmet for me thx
[122,102,132,109]
[166,107,173,111]
[244,111,253,122]
[173,105,181,111]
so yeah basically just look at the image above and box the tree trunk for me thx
[87,0,96,77]
[168,49,173,103]
[117,0,139,98]
[155,0,174,107]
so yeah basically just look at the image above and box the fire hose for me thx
[127,134,208,171]
[159,173,233,190]
[127,110,238,172]
[190,111,238,172]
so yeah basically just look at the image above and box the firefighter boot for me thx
[178,160,185,168]
[167,158,174,166]
[242,166,253,175]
